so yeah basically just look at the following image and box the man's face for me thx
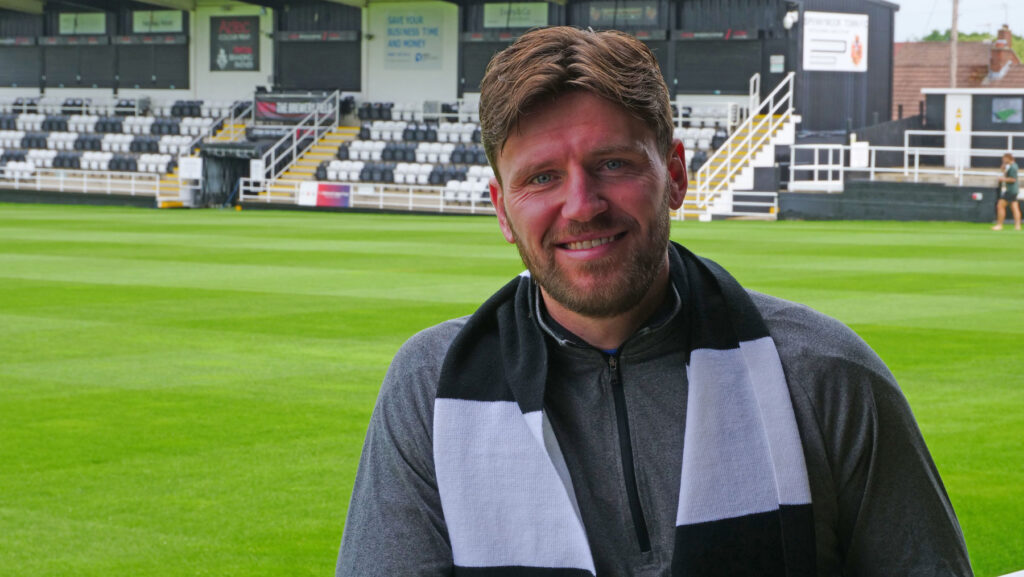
[489,91,687,318]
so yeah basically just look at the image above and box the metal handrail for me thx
[749,73,761,118]
[237,177,498,215]
[258,91,341,182]
[187,100,253,152]
[695,72,794,210]
[789,143,1010,190]
[0,166,160,195]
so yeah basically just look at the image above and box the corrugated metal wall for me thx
[0,9,43,36]
[278,1,362,32]
[461,2,566,32]
[795,0,895,131]
[677,0,782,34]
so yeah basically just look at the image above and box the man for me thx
[337,27,971,576]
[993,152,1020,231]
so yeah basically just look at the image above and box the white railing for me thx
[695,72,794,211]
[237,178,497,215]
[676,190,779,221]
[749,73,761,118]
[256,91,340,183]
[189,100,252,150]
[0,97,149,116]
[788,143,1009,192]
[0,167,160,196]
[673,102,742,132]
[903,129,1024,172]
[903,129,1024,152]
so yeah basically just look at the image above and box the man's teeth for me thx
[566,236,615,250]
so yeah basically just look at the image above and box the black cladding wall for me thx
[0,6,189,89]
[794,0,895,132]
[455,0,895,132]
[458,2,566,95]
[274,1,362,91]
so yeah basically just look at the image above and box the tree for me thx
[920,28,1024,60]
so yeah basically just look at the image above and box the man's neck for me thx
[539,257,672,351]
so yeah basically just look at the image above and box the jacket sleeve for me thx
[336,322,463,576]
[754,292,973,577]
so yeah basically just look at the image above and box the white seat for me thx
[439,143,454,164]
[444,179,460,202]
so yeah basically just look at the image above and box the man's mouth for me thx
[561,233,624,250]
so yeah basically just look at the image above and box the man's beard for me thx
[508,182,672,318]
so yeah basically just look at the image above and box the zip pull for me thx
[607,355,618,371]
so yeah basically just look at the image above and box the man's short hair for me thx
[479,26,674,182]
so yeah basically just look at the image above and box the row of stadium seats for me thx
[339,141,488,165]
[0,131,193,155]
[443,179,490,204]
[122,116,216,135]
[0,97,146,116]
[358,121,481,144]
[152,100,236,118]
[672,126,728,152]
[676,105,736,128]
[356,101,481,124]
[1,161,35,179]
[0,114,216,136]
[0,96,240,119]
[0,150,175,173]
[317,160,494,187]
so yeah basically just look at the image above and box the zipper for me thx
[608,354,652,553]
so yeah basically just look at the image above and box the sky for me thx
[891,0,1024,41]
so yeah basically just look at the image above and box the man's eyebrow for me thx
[588,141,650,157]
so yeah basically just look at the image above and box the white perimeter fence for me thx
[0,166,159,197]
[789,143,1016,192]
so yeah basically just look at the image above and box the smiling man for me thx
[337,27,972,577]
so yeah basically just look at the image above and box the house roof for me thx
[892,41,1024,119]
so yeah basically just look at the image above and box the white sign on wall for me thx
[178,157,203,180]
[133,11,183,34]
[483,2,548,28]
[803,11,868,72]
[483,3,549,28]
[59,13,106,35]
[385,7,443,70]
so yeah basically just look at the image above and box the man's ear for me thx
[667,139,688,210]
[489,177,516,244]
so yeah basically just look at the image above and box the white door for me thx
[944,94,972,168]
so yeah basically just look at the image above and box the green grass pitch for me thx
[0,202,1021,576]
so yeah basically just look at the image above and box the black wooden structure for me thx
[0,0,897,132]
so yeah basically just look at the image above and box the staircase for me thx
[266,126,357,197]
[689,73,797,220]
[156,105,253,209]
[239,91,343,202]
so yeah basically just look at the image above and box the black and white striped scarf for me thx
[433,242,815,576]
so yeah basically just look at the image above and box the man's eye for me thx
[531,174,553,185]
[604,159,624,170]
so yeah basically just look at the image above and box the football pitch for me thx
[0,202,1021,576]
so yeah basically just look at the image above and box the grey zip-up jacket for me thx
[337,280,971,576]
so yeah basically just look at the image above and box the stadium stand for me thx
[0,96,239,181]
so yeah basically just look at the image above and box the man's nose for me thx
[561,170,608,222]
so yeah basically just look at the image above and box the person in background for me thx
[993,152,1020,231]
